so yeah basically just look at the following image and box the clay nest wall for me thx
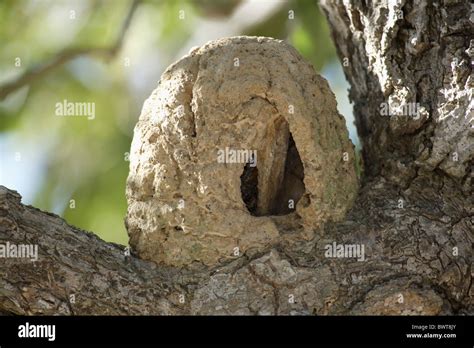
[126,36,358,268]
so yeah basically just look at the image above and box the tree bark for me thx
[320,0,473,186]
[0,0,472,315]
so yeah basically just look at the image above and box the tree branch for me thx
[1,174,471,315]
[0,185,188,315]
[0,0,140,101]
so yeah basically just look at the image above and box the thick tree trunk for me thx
[0,0,472,315]
[320,0,473,186]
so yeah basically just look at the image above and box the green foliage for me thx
[290,0,336,71]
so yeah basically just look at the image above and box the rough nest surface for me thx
[126,36,358,267]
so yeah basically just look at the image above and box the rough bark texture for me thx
[320,0,473,187]
[0,0,473,315]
